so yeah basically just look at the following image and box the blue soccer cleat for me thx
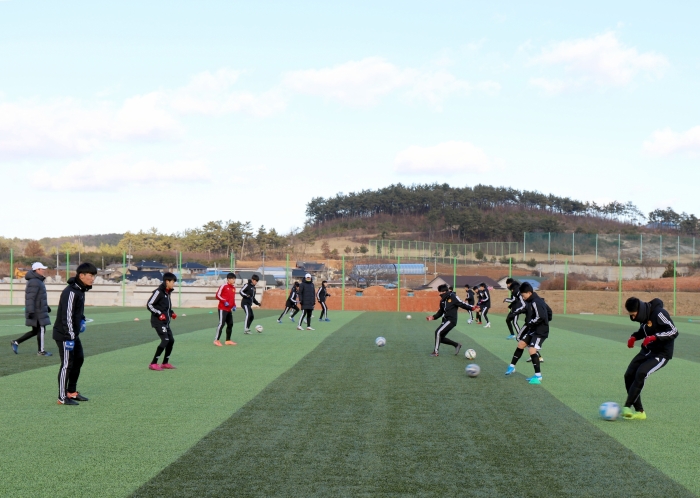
[527,375,542,384]
[277,320,282,323]
[289,316,294,321]
[11,341,18,354]
[324,318,330,322]
[506,334,516,340]
[505,365,516,375]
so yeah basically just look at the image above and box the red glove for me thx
[627,337,636,348]
[159,314,167,321]
[171,313,177,320]
[473,306,481,312]
[642,336,656,347]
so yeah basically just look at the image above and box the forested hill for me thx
[305,184,698,241]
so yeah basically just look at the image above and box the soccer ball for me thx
[255,325,264,333]
[375,336,386,347]
[464,349,476,360]
[599,402,620,421]
[465,364,480,377]
[406,315,412,320]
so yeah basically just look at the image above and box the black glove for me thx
[47,306,52,313]
[27,312,36,320]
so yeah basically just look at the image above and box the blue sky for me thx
[1,1,699,239]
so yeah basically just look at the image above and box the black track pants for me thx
[298,309,313,328]
[242,304,254,330]
[56,338,84,400]
[16,325,46,352]
[433,320,458,353]
[215,310,233,341]
[624,352,669,411]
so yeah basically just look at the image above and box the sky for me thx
[1,1,699,239]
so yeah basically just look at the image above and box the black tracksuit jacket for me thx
[521,292,550,337]
[478,288,490,307]
[147,283,175,327]
[630,298,678,359]
[466,289,475,305]
[317,287,330,303]
[505,282,527,314]
[432,291,475,325]
[286,287,299,306]
[53,277,89,341]
[240,280,260,306]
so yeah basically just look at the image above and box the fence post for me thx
[453,257,456,289]
[677,235,680,262]
[673,259,677,316]
[178,251,182,307]
[509,257,512,278]
[285,253,289,291]
[523,232,526,261]
[595,234,598,264]
[397,256,401,312]
[122,251,126,307]
[563,260,568,315]
[659,235,662,263]
[618,234,621,264]
[572,232,575,263]
[341,255,345,311]
[66,251,70,282]
[9,248,13,306]
[640,234,643,263]
[618,259,622,316]
[548,232,551,262]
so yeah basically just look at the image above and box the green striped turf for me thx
[0,307,279,377]
[133,312,694,497]
[0,311,360,498]
[459,315,700,496]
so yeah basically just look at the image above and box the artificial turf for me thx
[0,308,698,497]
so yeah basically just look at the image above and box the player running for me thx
[427,284,479,357]
[317,280,332,322]
[504,282,551,384]
[240,275,261,334]
[477,282,491,328]
[622,297,678,420]
[147,272,179,370]
[214,273,237,346]
[464,284,475,324]
[504,278,526,340]
[278,282,300,323]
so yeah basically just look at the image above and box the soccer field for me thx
[1,307,699,497]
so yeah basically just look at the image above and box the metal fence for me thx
[371,233,699,265]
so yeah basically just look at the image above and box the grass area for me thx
[0,307,697,497]
[0,309,360,497]
[135,313,694,497]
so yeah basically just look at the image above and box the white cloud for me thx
[394,141,491,175]
[643,126,700,156]
[168,69,286,117]
[32,156,211,191]
[529,32,668,93]
[283,57,497,107]
[0,97,181,159]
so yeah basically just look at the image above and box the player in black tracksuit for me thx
[147,273,178,370]
[472,286,482,323]
[240,275,261,333]
[297,274,316,330]
[622,297,678,420]
[478,283,491,327]
[53,263,97,405]
[464,284,475,323]
[427,284,479,356]
[278,282,300,322]
[504,282,550,384]
[504,278,527,340]
[317,281,332,322]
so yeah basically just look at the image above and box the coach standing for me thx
[11,262,53,356]
[53,262,97,405]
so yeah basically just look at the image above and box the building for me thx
[136,260,168,271]
[181,262,207,274]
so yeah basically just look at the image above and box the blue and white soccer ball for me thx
[465,364,480,377]
[375,337,386,347]
[599,402,620,421]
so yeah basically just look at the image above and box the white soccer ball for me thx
[464,349,476,360]
[406,315,412,320]
[134,318,139,321]
[465,364,480,377]
[599,401,620,421]
[255,325,264,333]
[375,336,386,347]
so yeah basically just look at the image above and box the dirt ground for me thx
[262,286,700,316]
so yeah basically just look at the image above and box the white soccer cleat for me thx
[484,323,491,328]
[467,319,473,324]
[306,327,315,331]
[296,326,303,330]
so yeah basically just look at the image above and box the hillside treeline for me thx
[306,184,699,240]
